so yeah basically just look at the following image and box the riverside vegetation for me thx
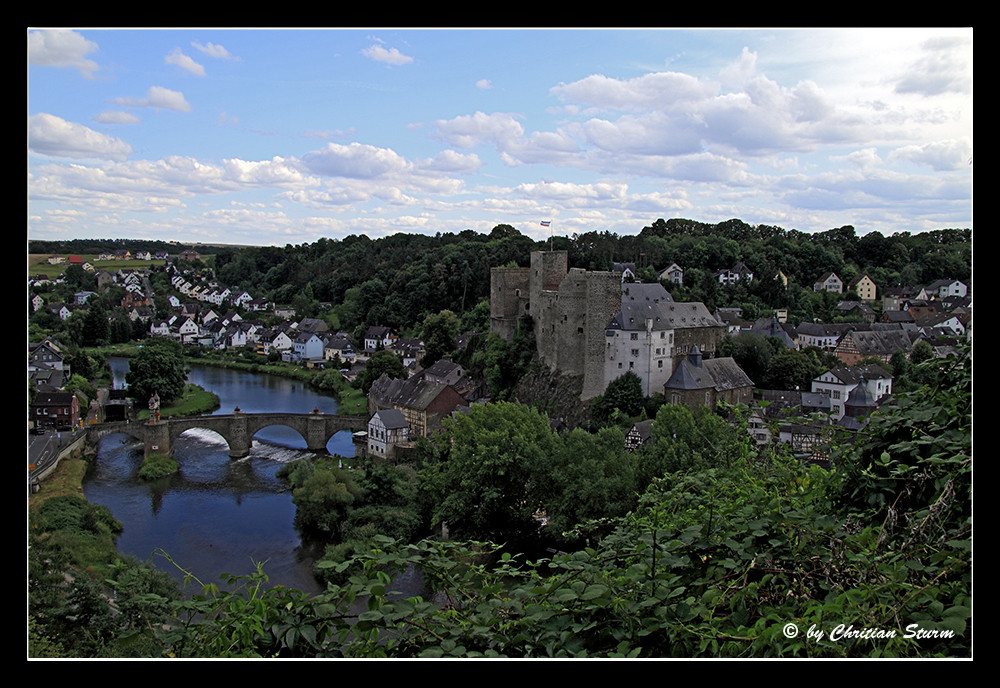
[28,343,970,658]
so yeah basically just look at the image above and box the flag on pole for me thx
[540,220,551,227]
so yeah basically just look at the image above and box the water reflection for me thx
[85,360,356,595]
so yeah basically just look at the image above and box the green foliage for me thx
[36,495,123,537]
[422,401,557,545]
[138,451,179,481]
[353,349,406,395]
[420,309,460,367]
[125,338,188,404]
[283,459,365,537]
[590,370,644,424]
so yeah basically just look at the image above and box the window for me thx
[657,360,663,368]
[630,333,638,340]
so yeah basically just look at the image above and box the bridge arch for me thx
[88,412,368,459]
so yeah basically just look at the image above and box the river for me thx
[83,358,357,595]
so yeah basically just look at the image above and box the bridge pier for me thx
[227,413,251,458]
[144,421,172,457]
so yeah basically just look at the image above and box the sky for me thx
[27,27,973,247]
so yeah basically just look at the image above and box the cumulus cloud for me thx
[476,78,492,90]
[191,41,238,60]
[888,139,972,171]
[431,111,525,149]
[28,29,99,77]
[29,113,133,161]
[418,149,483,174]
[362,43,413,66]
[300,142,411,179]
[551,70,716,111]
[111,86,192,112]
[894,36,972,96]
[166,48,206,76]
[94,111,142,125]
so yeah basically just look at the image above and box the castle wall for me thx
[582,271,625,400]
[489,267,530,342]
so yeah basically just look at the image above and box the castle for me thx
[490,250,727,400]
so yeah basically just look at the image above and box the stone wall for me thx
[489,266,530,342]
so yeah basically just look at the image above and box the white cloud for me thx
[361,44,413,66]
[476,78,492,90]
[887,139,972,171]
[111,86,192,112]
[893,35,972,97]
[29,113,133,161]
[94,111,142,125]
[28,29,99,77]
[300,142,411,179]
[551,70,716,112]
[417,149,482,174]
[166,48,206,76]
[431,111,525,150]
[191,41,238,60]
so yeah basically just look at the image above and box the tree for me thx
[591,371,644,424]
[82,301,110,347]
[422,401,556,545]
[353,349,406,395]
[420,309,460,368]
[125,338,187,404]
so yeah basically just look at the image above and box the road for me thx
[28,427,84,488]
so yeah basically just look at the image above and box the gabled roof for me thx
[819,363,892,385]
[666,348,754,392]
[373,408,408,429]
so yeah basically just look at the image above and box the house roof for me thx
[666,347,755,391]
[820,363,892,385]
[840,329,919,356]
[373,409,408,429]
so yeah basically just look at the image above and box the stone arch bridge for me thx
[87,411,368,458]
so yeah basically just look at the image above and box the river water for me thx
[83,359,357,595]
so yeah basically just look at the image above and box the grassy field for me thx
[28,255,168,279]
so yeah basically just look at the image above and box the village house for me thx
[811,363,892,421]
[814,272,843,293]
[833,328,919,365]
[31,390,80,430]
[664,346,755,411]
[366,409,410,461]
[29,338,68,390]
[368,370,467,439]
[924,278,968,299]
[795,322,854,350]
[624,419,654,452]
[363,325,398,353]
[323,333,357,366]
[658,262,684,286]
[850,274,878,301]
[714,261,754,285]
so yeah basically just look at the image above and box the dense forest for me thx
[30,218,972,342]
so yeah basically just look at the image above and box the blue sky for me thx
[28,27,973,246]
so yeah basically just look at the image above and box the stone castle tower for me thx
[491,250,621,400]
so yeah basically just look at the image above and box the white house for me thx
[175,317,201,343]
[367,409,409,459]
[814,272,843,293]
[293,332,325,362]
[811,364,892,421]
[659,262,684,286]
[925,279,968,299]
